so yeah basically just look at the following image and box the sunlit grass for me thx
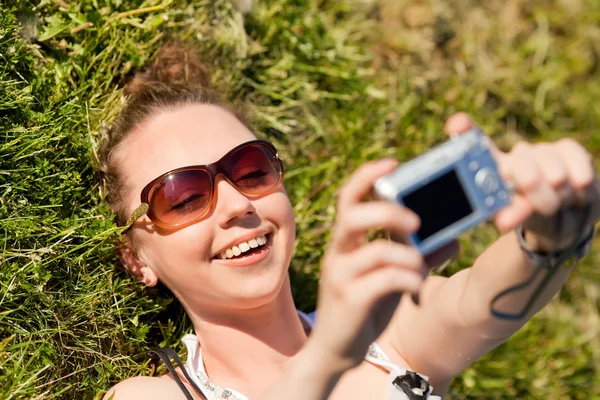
[1,0,599,398]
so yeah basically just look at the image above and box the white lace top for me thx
[182,311,441,400]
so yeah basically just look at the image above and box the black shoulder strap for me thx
[149,348,207,400]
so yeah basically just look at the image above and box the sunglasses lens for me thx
[225,142,282,194]
[149,169,212,226]
[143,142,282,227]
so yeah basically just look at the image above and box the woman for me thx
[101,44,598,400]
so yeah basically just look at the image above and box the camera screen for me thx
[402,169,473,242]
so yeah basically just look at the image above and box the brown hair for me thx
[96,42,251,227]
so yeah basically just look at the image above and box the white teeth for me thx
[217,234,268,260]
[239,242,250,252]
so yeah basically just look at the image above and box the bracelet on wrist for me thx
[516,225,595,269]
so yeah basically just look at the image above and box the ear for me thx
[116,244,159,287]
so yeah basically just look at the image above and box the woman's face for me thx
[116,104,296,311]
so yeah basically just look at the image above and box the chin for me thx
[224,269,290,310]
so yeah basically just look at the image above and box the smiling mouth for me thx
[213,234,271,261]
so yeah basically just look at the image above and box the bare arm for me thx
[386,230,575,392]
[383,114,598,392]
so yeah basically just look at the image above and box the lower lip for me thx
[213,235,272,267]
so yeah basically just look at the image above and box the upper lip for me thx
[211,229,271,259]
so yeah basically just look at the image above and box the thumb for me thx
[444,112,510,182]
[444,112,504,160]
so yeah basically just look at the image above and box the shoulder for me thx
[103,375,205,400]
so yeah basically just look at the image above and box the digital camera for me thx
[374,128,511,255]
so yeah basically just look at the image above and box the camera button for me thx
[475,168,500,194]
[485,196,495,207]
[469,161,479,171]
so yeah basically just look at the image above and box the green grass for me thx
[1,0,599,398]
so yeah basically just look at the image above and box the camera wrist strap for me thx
[490,204,594,320]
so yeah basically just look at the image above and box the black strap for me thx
[491,205,595,320]
[149,348,206,399]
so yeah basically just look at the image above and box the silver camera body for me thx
[374,128,511,255]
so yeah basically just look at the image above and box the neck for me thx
[185,276,308,392]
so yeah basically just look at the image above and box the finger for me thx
[507,142,561,216]
[555,139,596,191]
[330,239,423,281]
[534,144,569,189]
[533,144,578,209]
[494,193,534,232]
[348,267,424,313]
[443,112,474,136]
[555,139,597,207]
[530,145,563,213]
[536,142,581,207]
[337,158,399,215]
[331,201,419,251]
[444,112,505,161]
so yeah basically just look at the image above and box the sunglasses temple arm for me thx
[122,203,150,233]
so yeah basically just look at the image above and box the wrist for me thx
[300,337,352,378]
[522,226,594,253]
[522,230,558,253]
[517,225,594,269]
[261,338,348,400]
[265,339,346,400]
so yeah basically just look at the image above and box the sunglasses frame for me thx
[124,140,284,230]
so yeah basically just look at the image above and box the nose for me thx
[214,176,257,227]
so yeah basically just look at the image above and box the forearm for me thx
[387,230,575,386]
[457,230,573,339]
[261,339,348,400]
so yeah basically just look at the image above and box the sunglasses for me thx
[124,140,284,230]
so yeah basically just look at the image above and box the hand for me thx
[309,159,426,371]
[445,113,600,252]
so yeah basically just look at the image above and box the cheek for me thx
[263,190,295,227]
[134,189,295,285]
[136,228,212,282]
[260,191,296,251]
